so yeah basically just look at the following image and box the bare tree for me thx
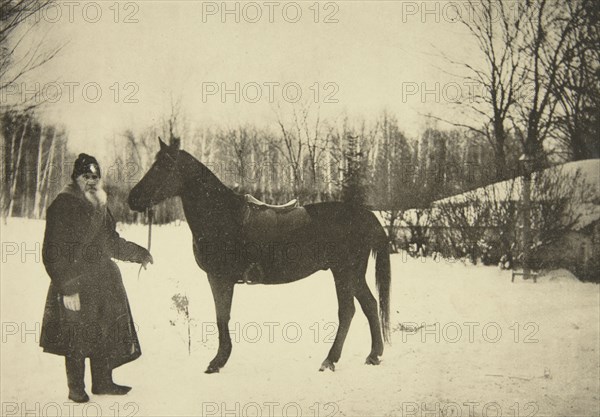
[1,0,62,110]
[189,126,220,180]
[272,104,304,196]
[6,114,27,217]
[218,125,256,190]
[433,0,525,180]
[39,126,62,216]
[33,122,50,218]
[553,0,600,160]
[162,95,185,147]
[510,0,588,167]
[294,103,331,200]
[440,0,592,174]
[1,111,70,220]
[372,111,411,251]
[1,1,63,220]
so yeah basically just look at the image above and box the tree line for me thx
[1,0,598,228]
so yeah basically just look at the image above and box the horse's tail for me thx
[375,239,391,344]
[368,213,392,344]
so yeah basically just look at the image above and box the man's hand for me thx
[141,252,154,270]
[63,293,81,311]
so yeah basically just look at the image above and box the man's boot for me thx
[66,356,89,403]
[91,357,131,395]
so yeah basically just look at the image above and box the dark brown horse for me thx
[128,139,391,373]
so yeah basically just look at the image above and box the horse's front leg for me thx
[205,276,234,374]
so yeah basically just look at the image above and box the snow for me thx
[435,158,600,206]
[392,159,600,230]
[539,268,581,283]
[1,218,599,416]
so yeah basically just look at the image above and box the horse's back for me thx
[304,202,378,226]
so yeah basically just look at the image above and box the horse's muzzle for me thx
[128,187,149,212]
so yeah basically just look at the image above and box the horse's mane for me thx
[177,149,241,205]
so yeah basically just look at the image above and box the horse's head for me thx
[128,138,184,212]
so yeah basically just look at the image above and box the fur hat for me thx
[71,153,101,180]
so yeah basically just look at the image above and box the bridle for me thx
[147,151,179,207]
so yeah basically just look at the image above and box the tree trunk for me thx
[33,124,45,218]
[8,119,28,217]
[493,121,507,181]
[39,129,57,218]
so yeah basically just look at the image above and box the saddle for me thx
[240,194,311,285]
[242,194,310,242]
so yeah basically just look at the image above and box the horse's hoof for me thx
[205,365,220,374]
[365,355,381,365]
[319,359,335,372]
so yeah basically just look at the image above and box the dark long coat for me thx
[40,183,148,368]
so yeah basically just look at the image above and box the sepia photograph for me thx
[1,1,599,416]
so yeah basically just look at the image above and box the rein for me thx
[137,207,153,279]
[146,207,153,252]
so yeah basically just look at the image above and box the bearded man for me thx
[40,153,153,403]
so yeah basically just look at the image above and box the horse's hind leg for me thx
[355,278,384,365]
[319,268,356,372]
[205,276,234,374]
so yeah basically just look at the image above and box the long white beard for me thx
[85,187,107,208]
[76,176,107,208]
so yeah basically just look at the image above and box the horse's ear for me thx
[171,137,181,150]
[158,137,168,151]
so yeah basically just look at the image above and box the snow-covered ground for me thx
[1,218,598,417]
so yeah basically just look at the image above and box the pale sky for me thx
[12,1,482,159]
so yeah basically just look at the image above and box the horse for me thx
[128,138,391,373]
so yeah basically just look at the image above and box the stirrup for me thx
[240,263,264,285]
